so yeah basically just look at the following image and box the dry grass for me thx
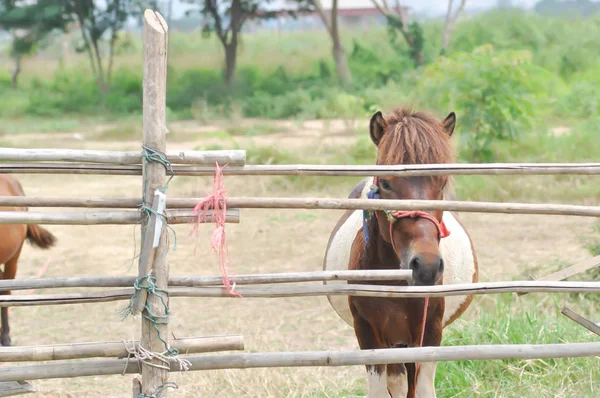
[2,119,598,397]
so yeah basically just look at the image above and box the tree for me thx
[310,0,352,86]
[371,1,424,66]
[185,0,285,87]
[441,0,467,55]
[65,0,146,94]
[0,0,71,88]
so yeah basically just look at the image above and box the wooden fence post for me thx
[139,9,170,397]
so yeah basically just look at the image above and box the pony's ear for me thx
[442,112,456,137]
[369,111,387,145]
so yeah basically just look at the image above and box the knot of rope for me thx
[141,145,174,192]
[120,275,189,392]
[120,274,174,353]
[123,339,191,373]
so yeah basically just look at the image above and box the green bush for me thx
[450,10,600,80]
[419,45,554,161]
[167,68,225,111]
[0,90,30,118]
[0,71,11,91]
[105,69,143,114]
[555,70,600,119]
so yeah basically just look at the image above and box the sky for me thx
[169,0,541,19]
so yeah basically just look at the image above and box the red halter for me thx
[372,176,450,254]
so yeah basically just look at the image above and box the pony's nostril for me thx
[409,256,422,270]
[410,255,444,283]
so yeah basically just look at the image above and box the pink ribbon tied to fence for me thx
[190,162,240,296]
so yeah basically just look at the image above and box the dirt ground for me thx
[2,120,597,397]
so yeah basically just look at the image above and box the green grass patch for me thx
[226,123,288,137]
[0,117,83,135]
[98,123,141,141]
[584,224,600,256]
[437,295,599,397]
[455,119,600,203]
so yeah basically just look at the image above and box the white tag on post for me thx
[152,190,167,248]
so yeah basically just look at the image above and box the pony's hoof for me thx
[0,335,10,346]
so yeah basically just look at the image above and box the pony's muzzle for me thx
[409,254,444,286]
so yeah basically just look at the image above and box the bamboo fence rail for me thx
[0,381,35,397]
[0,335,244,362]
[0,148,245,166]
[0,196,598,217]
[0,270,413,292]
[1,281,599,307]
[0,342,599,382]
[0,209,240,225]
[1,162,600,177]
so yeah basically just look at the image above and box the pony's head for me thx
[368,108,456,286]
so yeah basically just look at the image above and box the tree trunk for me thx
[441,0,467,55]
[107,0,121,85]
[11,53,21,89]
[416,50,424,66]
[91,39,108,94]
[333,42,352,86]
[223,0,242,87]
[441,28,451,54]
[61,29,70,68]
[441,0,455,54]
[313,0,352,86]
[224,43,237,87]
[107,33,116,85]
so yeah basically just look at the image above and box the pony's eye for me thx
[379,179,392,191]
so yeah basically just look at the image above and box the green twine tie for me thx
[141,144,175,192]
[121,273,179,355]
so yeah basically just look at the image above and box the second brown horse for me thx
[0,175,56,346]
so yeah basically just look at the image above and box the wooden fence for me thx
[0,9,599,398]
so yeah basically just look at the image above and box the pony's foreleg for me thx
[353,315,390,398]
[415,316,443,398]
[415,362,438,398]
[386,363,408,398]
[367,367,391,398]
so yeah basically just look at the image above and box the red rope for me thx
[22,256,52,296]
[414,296,429,386]
[190,162,240,296]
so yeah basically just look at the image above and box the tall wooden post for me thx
[140,9,170,397]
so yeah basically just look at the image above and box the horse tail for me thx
[26,225,57,249]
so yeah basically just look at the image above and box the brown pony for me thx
[0,175,56,346]
[323,108,478,397]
